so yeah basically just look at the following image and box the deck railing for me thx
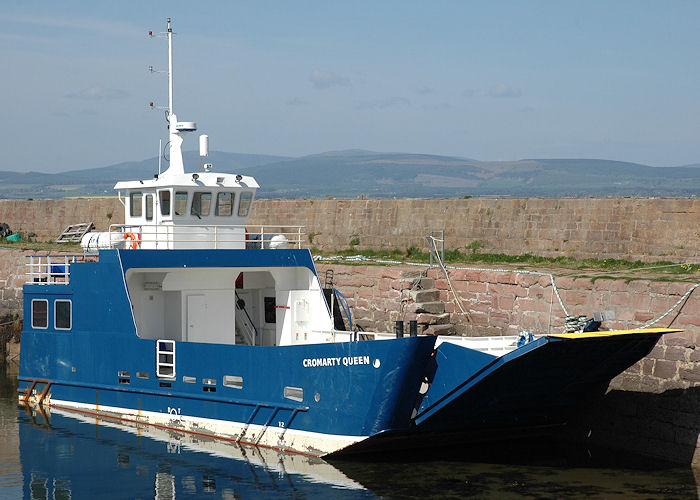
[25,255,89,285]
[107,224,305,250]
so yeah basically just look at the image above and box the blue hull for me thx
[18,249,437,456]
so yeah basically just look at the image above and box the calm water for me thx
[1,361,698,499]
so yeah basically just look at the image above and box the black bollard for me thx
[409,320,418,337]
[395,321,404,338]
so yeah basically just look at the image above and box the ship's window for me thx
[175,191,188,216]
[191,192,212,217]
[264,297,276,323]
[215,192,234,216]
[284,386,303,402]
[136,372,149,379]
[130,192,143,217]
[223,375,243,389]
[159,190,171,216]
[238,191,253,217]
[145,194,154,221]
[54,300,71,330]
[183,376,196,383]
[31,299,48,329]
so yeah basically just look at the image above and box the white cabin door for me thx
[186,294,206,342]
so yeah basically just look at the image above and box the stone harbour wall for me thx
[250,198,700,262]
[316,262,700,465]
[0,197,698,262]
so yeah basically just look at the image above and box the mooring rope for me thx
[641,282,700,329]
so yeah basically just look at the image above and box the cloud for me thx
[356,97,410,110]
[65,84,129,100]
[462,88,477,98]
[489,84,522,99]
[310,70,350,89]
[286,98,309,106]
[519,105,535,113]
[416,86,433,95]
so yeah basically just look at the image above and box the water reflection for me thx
[17,404,371,498]
[2,360,699,499]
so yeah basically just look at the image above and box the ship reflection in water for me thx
[1,364,699,499]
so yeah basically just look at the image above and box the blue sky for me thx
[1,1,699,173]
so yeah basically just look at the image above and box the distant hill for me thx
[0,150,698,199]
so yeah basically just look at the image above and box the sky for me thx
[1,1,699,173]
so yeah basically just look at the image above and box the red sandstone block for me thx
[675,315,700,328]
[449,269,470,281]
[610,293,630,307]
[680,298,700,316]
[663,332,695,348]
[649,344,666,359]
[664,346,688,362]
[653,359,677,379]
[355,299,370,309]
[516,274,540,288]
[679,366,700,383]
[563,291,588,306]
[380,268,403,280]
[630,294,652,310]
[498,296,515,310]
[572,278,594,290]
[496,272,517,285]
[489,312,510,328]
[649,282,669,295]
[467,282,488,294]
[555,277,575,290]
[634,312,654,322]
[628,280,651,292]
[434,279,448,290]
[669,282,694,296]
[464,270,482,281]
[641,358,654,375]
[650,297,671,313]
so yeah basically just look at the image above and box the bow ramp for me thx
[414,328,681,433]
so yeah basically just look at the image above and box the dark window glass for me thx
[130,192,143,217]
[159,190,171,216]
[32,300,48,329]
[215,192,234,216]
[175,191,188,216]
[238,191,253,217]
[191,192,212,217]
[55,300,71,330]
[264,297,276,323]
[145,194,154,221]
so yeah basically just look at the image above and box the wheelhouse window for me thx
[159,190,171,216]
[174,191,188,216]
[191,192,212,217]
[55,300,72,330]
[145,194,154,221]
[238,191,253,217]
[32,299,48,329]
[215,192,235,216]
[130,192,143,217]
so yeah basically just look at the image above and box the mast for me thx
[167,17,174,116]
[157,17,195,178]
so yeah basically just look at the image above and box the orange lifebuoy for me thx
[123,232,140,249]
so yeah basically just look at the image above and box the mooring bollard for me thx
[395,321,404,338]
[409,320,418,337]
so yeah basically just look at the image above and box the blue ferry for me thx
[18,18,681,458]
[18,19,436,457]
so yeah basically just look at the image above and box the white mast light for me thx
[200,135,209,157]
